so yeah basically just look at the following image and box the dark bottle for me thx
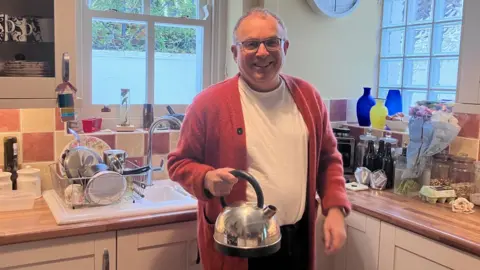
[383,142,395,189]
[363,140,376,172]
[374,140,385,171]
[3,137,18,190]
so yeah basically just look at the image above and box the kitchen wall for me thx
[232,0,381,100]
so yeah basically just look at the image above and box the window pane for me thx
[89,0,143,14]
[430,57,459,89]
[154,24,203,104]
[407,0,434,24]
[405,25,431,56]
[434,0,463,21]
[381,27,405,57]
[383,0,406,27]
[402,90,427,113]
[428,90,456,101]
[403,58,429,88]
[150,0,199,18]
[92,19,146,105]
[432,22,461,55]
[378,88,390,99]
[380,59,403,87]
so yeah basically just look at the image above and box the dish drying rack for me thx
[49,160,149,209]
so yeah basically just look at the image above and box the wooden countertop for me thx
[0,199,197,246]
[1,190,479,258]
[347,189,480,257]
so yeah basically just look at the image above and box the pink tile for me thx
[0,109,20,132]
[455,113,480,139]
[329,100,347,122]
[22,132,54,162]
[93,134,116,149]
[144,133,170,155]
[55,108,65,131]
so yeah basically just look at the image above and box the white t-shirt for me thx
[239,77,308,226]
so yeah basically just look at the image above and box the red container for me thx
[82,118,102,133]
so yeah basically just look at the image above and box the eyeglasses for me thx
[236,37,284,53]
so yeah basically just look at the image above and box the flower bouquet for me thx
[402,100,460,180]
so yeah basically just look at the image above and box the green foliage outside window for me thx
[90,0,197,53]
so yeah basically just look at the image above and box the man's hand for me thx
[323,207,347,255]
[204,168,238,196]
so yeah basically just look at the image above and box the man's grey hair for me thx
[232,7,288,44]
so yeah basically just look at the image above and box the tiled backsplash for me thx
[0,101,478,192]
[0,108,177,192]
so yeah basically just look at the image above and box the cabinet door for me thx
[0,232,116,270]
[0,0,76,107]
[117,221,201,270]
[457,0,480,105]
[379,222,480,270]
[333,211,381,270]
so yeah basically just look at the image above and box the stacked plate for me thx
[3,61,54,77]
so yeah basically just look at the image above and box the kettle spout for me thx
[262,205,277,219]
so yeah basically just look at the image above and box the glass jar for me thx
[449,154,476,199]
[355,129,377,169]
[430,152,452,186]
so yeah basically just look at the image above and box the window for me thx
[79,0,225,118]
[377,0,464,113]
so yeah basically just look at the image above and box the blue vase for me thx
[385,89,402,115]
[356,87,376,127]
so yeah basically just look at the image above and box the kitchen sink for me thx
[43,180,197,225]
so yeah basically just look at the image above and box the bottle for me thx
[363,140,376,172]
[3,137,18,190]
[383,142,395,189]
[143,104,154,129]
[374,140,385,171]
[394,147,407,194]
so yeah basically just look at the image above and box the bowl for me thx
[385,120,408,132]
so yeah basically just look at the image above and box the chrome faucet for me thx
[145,115,183,186]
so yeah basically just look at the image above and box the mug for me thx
[0,14,15,42]
[6,16,33,42]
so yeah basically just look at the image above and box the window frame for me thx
[77,0,227,121]
[375,0,464,112]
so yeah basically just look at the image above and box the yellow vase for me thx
[370,99,388,130]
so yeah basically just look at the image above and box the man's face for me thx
[231,14,289,91]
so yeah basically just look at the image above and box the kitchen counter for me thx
[0,199,197,246]
[347,189,480,257]
[2,190,480,258]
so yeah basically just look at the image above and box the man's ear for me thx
[283,40,290,55]
[231,45,238,63]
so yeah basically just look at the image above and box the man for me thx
[168,7,351,270]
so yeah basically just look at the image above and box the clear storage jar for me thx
[449,154,476,199]
[430,153,452,186]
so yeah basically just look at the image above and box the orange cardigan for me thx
[167,73,351,270]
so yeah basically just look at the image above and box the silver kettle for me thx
[213,170,281,258]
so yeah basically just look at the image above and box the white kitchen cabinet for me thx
[455,0,480,111]
[331,211,381,270]
[379,222,480,270]
[0,0,78,108]
[0,231,116,270]
[117,221,201,270]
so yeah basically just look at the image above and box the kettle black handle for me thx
[220,170,264,209]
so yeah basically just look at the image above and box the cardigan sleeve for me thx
[315,96,352,217]
[167,102,215,202]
